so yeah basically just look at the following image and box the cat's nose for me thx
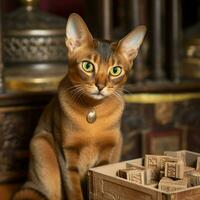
[95,83,105,91]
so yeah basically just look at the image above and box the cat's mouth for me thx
[90,92,105,100]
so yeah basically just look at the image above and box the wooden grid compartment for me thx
[89,150,200,200]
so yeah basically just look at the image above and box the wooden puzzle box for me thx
[89,150,200,200]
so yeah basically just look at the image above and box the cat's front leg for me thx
[63,148,84,200]
[98,135,123,166]
[110,135,122,163]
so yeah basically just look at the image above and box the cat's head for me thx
[65,13,146,100]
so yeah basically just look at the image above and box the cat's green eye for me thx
[110,66,122,77]
[82,61,94,73]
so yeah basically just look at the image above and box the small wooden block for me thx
[160,171,165,179]
[144,155,158,169]
[128,170,145,184]
[146,180,158,188]
[145,168,160,184]
[145,155,178,170]
[185,175,193,188]
[188,171,200,187]
[164,151,186,165]
[164,160,184,179]
[117,169,145,184]
[117,168,134,179]
[158,177,188,192]
[196,157,200,170]
[184,166,196,176]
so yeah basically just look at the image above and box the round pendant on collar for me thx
[87,110,96,123]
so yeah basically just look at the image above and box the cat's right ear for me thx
[65,13,93,54]
[117,26,146,63]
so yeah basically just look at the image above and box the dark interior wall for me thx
[39,0,84,18]
[3,0,84,18]
[3,0,200,27]
[182,0,200,29]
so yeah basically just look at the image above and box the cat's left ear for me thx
[117,26,146,62]
[65,13,93,54]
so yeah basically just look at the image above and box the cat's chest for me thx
[61,97,124,149]
[63,127,119,151]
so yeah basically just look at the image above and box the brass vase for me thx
[3,0,67,92]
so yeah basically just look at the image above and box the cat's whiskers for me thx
[71,87,83,99]
[70,86,88,106]
[112,90,123,104]
[64,86,79,94]
[76,89,85,102]
[122,88,131,94]
[66,83,83,93]
[117,89,125,96]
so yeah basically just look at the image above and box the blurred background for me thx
[0,0,200,199]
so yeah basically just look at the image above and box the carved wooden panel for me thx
[0,106,43,182]
[94,177,155,200]
[176,188,200,200]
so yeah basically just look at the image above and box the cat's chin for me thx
[90,93,106,100]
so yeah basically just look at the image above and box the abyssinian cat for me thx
[13,13,146,200]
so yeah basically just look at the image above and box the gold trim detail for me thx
[5,29,65,36]
[5,77,62,92]
[124,93,200,104]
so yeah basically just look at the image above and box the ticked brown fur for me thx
[13,14,146,200]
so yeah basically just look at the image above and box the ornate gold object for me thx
[3,0,67,91]
[5,65,65,92]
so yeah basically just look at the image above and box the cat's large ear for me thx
[117,26,146,62]
[65,13,93,53]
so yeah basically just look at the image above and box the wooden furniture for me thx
[0,92,53,199]
[89,151,200,200]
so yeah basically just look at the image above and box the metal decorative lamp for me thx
[3,0,67,92]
